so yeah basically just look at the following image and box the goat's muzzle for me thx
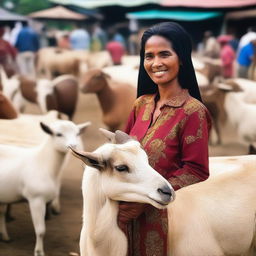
[157,185,175,204]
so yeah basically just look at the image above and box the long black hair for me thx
[137,22,202,102]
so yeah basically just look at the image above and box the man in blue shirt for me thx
[70,23,90,50]
[15,22,40,79]
[237,37,256,78]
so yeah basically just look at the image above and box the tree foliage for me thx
[1,0,52,15]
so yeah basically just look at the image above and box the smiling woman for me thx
[118,22,212,256]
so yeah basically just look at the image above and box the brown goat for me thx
[80,69,136,131]
[19,75,78,120]
[0,91,18,119]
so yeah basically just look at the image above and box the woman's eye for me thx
[56,133,63,137]
[145,54,153,60]
[115,165,129,172]
[160,52,171,57]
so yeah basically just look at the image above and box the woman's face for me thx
[144,35,180,87]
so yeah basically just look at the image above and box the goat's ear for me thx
[40,122,53,135]
[69,147,105,170]
[115,130,133,144]
[99,128,133,144]
[216,83,233,91]
[99,128,116,143]
[78,121,91,135]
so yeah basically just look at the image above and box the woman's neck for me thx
[157,81,183,103]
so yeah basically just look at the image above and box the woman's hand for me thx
[118,202,147,234]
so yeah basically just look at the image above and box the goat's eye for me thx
[56,133,63,137]
[115,165,129,172]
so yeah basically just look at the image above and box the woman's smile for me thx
[144,35,180,86]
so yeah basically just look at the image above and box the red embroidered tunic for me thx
[125,89,212,256]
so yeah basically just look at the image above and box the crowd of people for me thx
[0,21,138,79]
[1,20,256,81]
[198,27,256,79]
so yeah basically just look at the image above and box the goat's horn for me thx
[115,130,133,144]
[99,128,115,143]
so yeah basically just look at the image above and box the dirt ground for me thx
[0,92,248,256]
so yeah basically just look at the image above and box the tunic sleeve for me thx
[167,107,211,190]
[124,108,136,134]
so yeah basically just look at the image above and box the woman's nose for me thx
[152,57,163,67]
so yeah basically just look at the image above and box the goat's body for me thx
[0,140,62,204]
[0,119,90,256]
[225,92,256,143]
[80,169,127,256]
[168,157,256,256]
[72,136,174,256]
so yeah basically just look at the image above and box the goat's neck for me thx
[97,81,115,114]
[35,137,66,178]
[82,170,127,256]
[225,93,244,125]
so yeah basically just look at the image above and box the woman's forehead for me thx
[145,35,173,51]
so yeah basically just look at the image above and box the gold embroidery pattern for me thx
[134,95,153,120]
[142,103,154,121]
[141,108,176,147]
[147,139,166,167]
[183,99,207,144]
[168,173,201,188]
[183,98,203,115]
[166,117,187,140]
[185,108,206,144]
[145,231,164,256]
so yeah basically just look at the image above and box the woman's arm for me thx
[167,107,211,190]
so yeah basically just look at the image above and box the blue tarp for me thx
[126,10,223,21]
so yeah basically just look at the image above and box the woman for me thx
[118,22,212,256]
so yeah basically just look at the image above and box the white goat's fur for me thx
[0,119,90,256]
[224,91,256,143]
[0,66,25,112]
[71,130,174,256]
[74,133,256,256]
[35,78,55,113]
[168,154,256,256]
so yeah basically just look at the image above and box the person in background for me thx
[106,32,125,65]
[56,31,70,49]
[10,22,22,46]
[70,23,90,50]
[237,36,256,78]
[15,21,40,79]
[237,27,256,55]
[217,35,236,78]
[201,30,220,58]
[0,26,17,76]
[118,22,212,256]
[91,22,107,51]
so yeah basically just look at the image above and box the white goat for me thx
[0,66,25,112]
[223,87,256,144]
[168,154,256,256]
[0,119,91,256]
[72,129,256,256]
[70,129,175,256]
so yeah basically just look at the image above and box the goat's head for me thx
[70,129,175,209]
[80,69,110,93]
[40,120,91,152]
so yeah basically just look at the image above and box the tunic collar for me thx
[150,89,190,108]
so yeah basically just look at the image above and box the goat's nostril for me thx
[158,185,172,196]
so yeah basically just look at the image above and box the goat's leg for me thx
[28,198,46,256]
[0,204,10,241]
[79,225,87,256]
[50,178,61,215]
